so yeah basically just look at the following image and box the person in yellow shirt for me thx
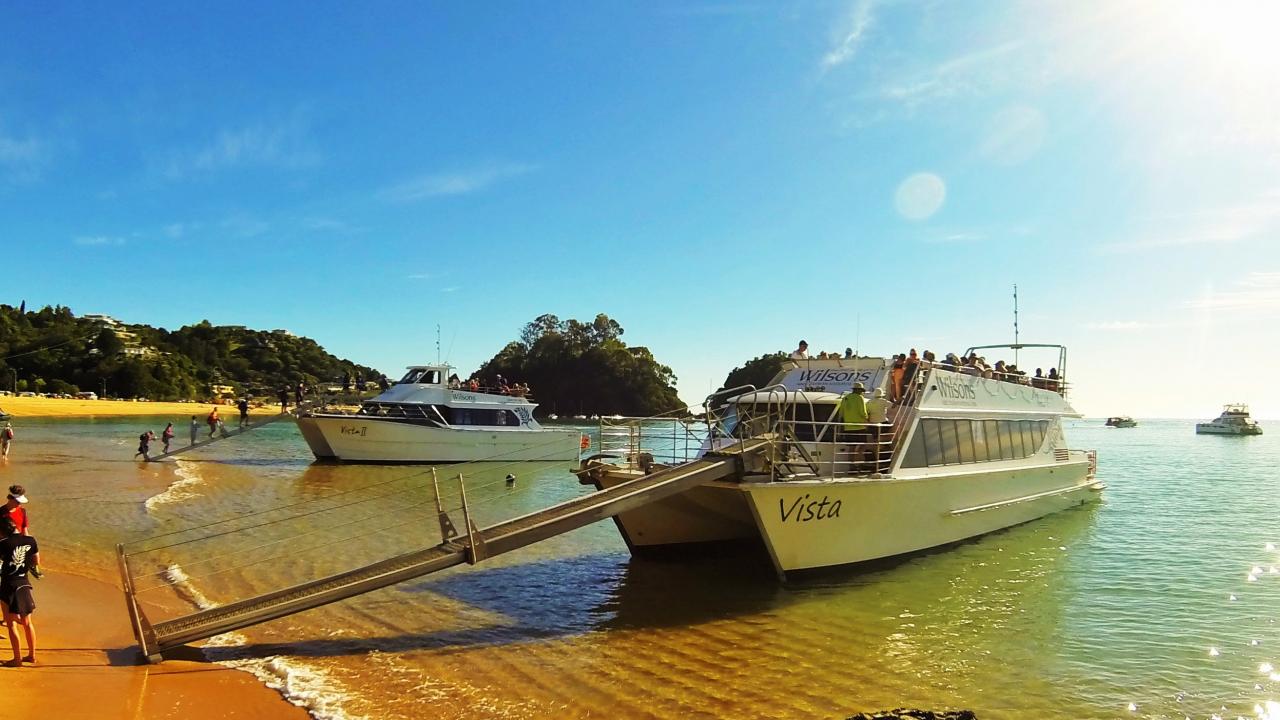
[839,383,871,472]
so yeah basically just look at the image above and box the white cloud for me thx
[73,236,126,246]
[406,273,435,280]
[378,163,536,202]
[821,0,876,70]
[1100,189,1280,254]
[220,214,269,238]
[0,126,45,182]
[1184,272,1280,311]
[163,114,321,179]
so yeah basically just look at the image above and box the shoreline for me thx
[0,569,310,719]
[0,395,287,419]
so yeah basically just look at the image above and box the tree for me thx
[476,314,682,417]
[719,352,786,392]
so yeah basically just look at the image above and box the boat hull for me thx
[1196,424,1263,435]
[742,461,1100,574]
[296,415,582,463]
[583,466,758,550]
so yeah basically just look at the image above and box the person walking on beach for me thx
[0,516,39,667]
[295,381,305,407]
[237,397,250,428]
[161,423,175,454]
[0,423,12,458]
[278,387,289,413]
[206,407,220,438]
[189,416,199,446]
[135,430,155,461]
[3,487,28,536]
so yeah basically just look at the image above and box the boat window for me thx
[423,370,441,385]
[712,405,739,439]
[901,426,926,468]
[1030,421,1045,452]
[940,420,961,465]
[983,420,1001,461]
[922,420,945,466]
[971,421,990,461]
[956,421,976,463]
[997,421,1016,460]
[450,408,521,427]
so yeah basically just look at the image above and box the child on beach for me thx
[2,487,28,535]
[0,516,39,667]
[161,423,175,453]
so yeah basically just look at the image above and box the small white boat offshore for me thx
[296,364,583,463]
[579,343,1102,578]
[1105,416,1137,428]
[1196,404,1264,436]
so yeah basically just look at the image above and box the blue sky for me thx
[3,1,1278,418]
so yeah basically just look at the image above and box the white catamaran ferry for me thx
[578,344,1102,578]
[296,364,582,463]
[1196,404,1264,436]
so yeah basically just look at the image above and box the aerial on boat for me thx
[578,343,1102,578]
[1105,416,1137,428]
[1195,404,1264,436]
[295,364,582,463]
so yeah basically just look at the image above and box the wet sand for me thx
[0,571,308,719]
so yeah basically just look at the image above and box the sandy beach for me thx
[0,571,308,719]
[0,395,281,419]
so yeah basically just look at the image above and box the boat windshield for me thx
[398,369,441,385]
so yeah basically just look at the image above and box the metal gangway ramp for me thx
[148,405,317,462]
[119,438,767,661]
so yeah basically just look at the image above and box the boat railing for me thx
[923,362,1069,397]
[594,407,714,469]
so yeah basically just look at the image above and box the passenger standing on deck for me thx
[865,389,892,473]
[189,416,199,445]
[1,422,12,458]
[237,397,250,428]
[789,341,809,360]
[839,382,871,471]
[3,487,28,535]
[342,372,351,393]
[0,516,39,667]
[161,423,175,453]
[901,349,920,399]
[206,407,220,438]
[135,430,155,461]
[889,355,905,402]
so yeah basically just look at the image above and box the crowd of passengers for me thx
[788,341,1063,402]
[445,373,533,398]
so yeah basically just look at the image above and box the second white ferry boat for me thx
[1196,404,1264,435]
[579,343,1102,577]
[296,364,583,463]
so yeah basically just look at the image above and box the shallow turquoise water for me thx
[10,415,1280,719]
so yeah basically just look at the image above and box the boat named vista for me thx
[1196,404,1263,436]
[296,364,582,463]
[579,343,1102,578]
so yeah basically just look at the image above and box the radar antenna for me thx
[1013,284,1020,365]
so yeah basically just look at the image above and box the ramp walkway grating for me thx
[121,439,767,660]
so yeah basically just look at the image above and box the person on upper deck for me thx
[789,341,809,360]
[448,374,461,389]
[889,355,905,402]
[844,347,854,359]
[901,349,920,397]
[1047,368,1061,392]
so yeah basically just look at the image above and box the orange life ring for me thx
[580,435,591,450]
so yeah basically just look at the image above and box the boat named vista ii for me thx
[296,364,583,463]
[579,343,1102,578]
[1196,404,1263,436]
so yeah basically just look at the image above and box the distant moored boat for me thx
[1105,416,1137,428]
[1196,404,1263,436]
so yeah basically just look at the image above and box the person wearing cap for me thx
[3,487,27,535]
[865,388,893,473]
[0,422,12,457]
[789,341,809,360]
[839,382,872,472]
[0,515,39,666]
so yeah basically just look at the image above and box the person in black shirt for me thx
[0,517,37,666]
[134,430,155,461]
[237,397,250,428]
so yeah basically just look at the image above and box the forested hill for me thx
[474,313,683,417]
[0,304,380,400]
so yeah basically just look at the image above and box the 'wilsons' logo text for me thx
[935,375,977,400]
[779,493,842,522]
[795,369,875,384]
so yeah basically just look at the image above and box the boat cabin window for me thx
[439,407,522,427]
[398,369,442,385]
[902,419,1051,468]
[720,401,839,441]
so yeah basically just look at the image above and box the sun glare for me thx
[1161,0,1280,72]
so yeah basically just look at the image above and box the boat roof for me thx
[725,390,844,404]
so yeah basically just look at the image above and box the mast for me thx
[436,324,442,365]
[1013,284,1020,365]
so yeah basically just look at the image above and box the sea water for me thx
[7,416,1280,719]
